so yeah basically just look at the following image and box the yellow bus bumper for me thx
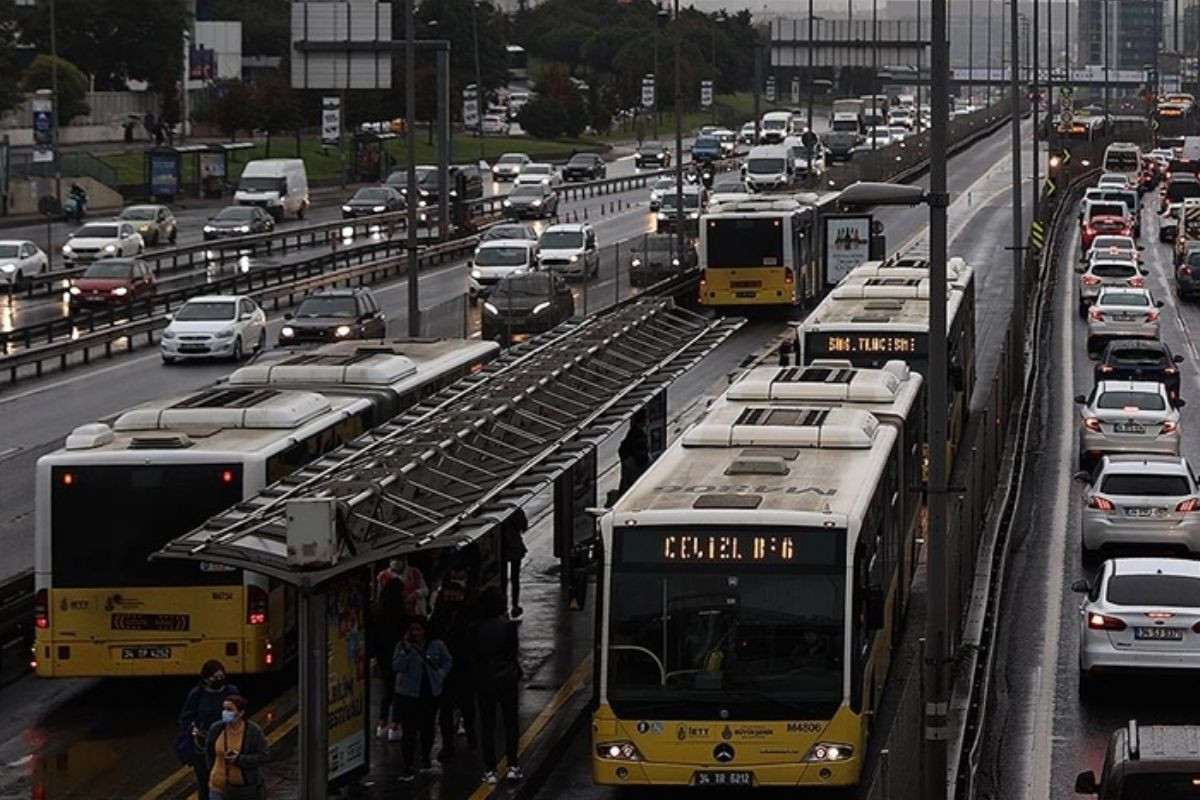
[33,637,277,678]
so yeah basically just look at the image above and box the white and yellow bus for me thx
[797,255,976,452]
[593,362,924,789]
[33,339,497,677]
[698,197,820,309]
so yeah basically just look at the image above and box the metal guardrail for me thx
[0,236,479,384]
[0,570,33,685]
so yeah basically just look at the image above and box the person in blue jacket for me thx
[393,616,453,780]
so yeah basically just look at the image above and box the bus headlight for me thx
[804,742,854,762]
[596,742,643,762]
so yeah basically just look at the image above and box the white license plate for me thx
[1134,627,1184,641]
[694,772,754,787]
[1124,507,1163,517]
[1115,423,1146,433]
[121,646,172,660]
[1112,314,1135,322]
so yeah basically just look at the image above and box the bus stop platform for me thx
[255,443,622,800]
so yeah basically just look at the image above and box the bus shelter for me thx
[144,142,255,201]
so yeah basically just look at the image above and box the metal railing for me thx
[0,236,479,384]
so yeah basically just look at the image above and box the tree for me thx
[22,55,90,124]
[17,0,189,91]
[0,0,20,117]
[213,0,289,57]
[212,79,256,140]
[254,73,300,157]
[517,95,567,139]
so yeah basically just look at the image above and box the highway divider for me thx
[0,236,480,384]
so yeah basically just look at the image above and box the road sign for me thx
[462,87,479,130]
[321,97,341,146]
[1030,220,1046,252]
[765,76,776,102]
[1059,108,1074,127]
[31,96,53,164]
[642,76,656,109]
[1044,177,1056,196]
[700,80,713,108]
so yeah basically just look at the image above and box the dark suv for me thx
[1094,339,1185,402]
[481,272,575,344]
[1076,721,1200,798]
[278,288,387,345]
[562,153,607,182]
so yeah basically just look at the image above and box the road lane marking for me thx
[1028,217,1076,800]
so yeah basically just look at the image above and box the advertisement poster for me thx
[148,152,179,199]
[327,570,369,782]
[32,97,53,163]
[462,87,479,130]
[823,214,872,285]
[321,97,341,146]
[700,80,713,108]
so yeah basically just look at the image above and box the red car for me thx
[67,258,156,309]
[1081,214,1132,250]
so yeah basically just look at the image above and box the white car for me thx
[1075,455,1200,560]
[160,295,268,363]
[1086,287,1163,355]
[739,122,758,144]
[1074,557,1200,696]
[469,239,539,296]
[1076,380,1182,468]
[709,177,752,205]
[481,115,511,136]
[1097,172,1134,190]
[0,240,50,289]
[62,221,144,267]
[516,163,562,187]
[538,223,598,278]
[888,126,910,142]
[1085,234,1140,264]
[648,177,676,211]
[1077,259,1146,316]
[492,153,531,181]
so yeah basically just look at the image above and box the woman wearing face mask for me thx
[178,660,240,800]
[392,617,453,780]
[205,695,269,800]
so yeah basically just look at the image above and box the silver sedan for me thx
[1075,454,1200,559]
[1073,557,1200,697]
[1076,380,1182,468]
[1086,287,1163,355]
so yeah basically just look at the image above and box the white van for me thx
[743,144,794,191]
[758,111,794,144]
[1101,143,1142,180]
[235,159,310,220]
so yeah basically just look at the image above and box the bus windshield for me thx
[606,527,846,720]
[1104,150,1140,171]
[50,464,243,588]
[706,218,784,268]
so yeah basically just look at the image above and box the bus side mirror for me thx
[1074,771,1099,795]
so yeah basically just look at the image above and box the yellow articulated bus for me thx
[797,255,976,454]
[698,197,820,309]
[33,339,497,677]
[593,361,925,789]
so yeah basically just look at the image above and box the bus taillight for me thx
[34,588,49,630]
[784,267,795,285]
[247,585,268,626]
[265,641,274,666]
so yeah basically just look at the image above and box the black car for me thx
[481,272,575,344]
[202,205,275,240]
[504,183,559,219]
[1177,243,1200,298]
[628,234,697,287]
[823,132,860,163]
[387,164,484,204]
[1094,339,1184,402]
[278,288,387,345]
[480,223,539,243]
[562,153,607,182]
[634,144,672,169]
[342,186,405,219]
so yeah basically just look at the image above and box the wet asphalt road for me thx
[530,121,1037,800]
[975,191,1200,799]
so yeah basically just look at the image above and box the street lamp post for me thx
[872,0,879,148]
[807,0,815,134]
[406,0,420,337]
[1032,0,1040,221]
[969,0,976,105]
[672,0,685,264]
[472,0,485,163]
[653,6,661,140]
[49,0,61,203]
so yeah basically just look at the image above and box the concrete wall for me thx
[0,91,163,146]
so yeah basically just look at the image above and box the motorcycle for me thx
[63,186,88,223]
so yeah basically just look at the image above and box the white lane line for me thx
[1029,218,1076,800]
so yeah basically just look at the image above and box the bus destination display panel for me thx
[617,528,844,567]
